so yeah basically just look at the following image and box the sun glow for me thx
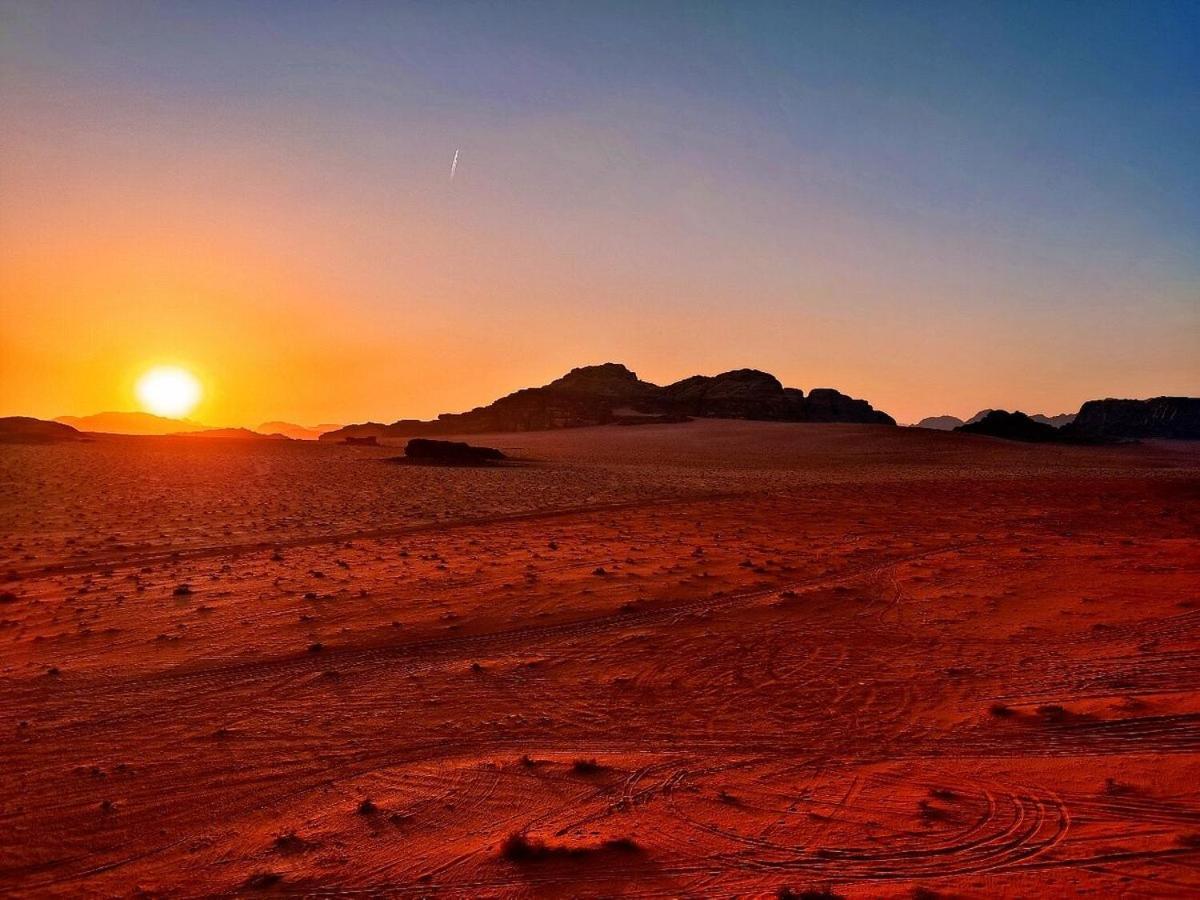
[136,366,202,418]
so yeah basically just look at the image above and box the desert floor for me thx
[2,421,1199,898]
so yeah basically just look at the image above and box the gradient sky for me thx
[2,1,1197,426]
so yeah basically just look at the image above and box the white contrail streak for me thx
[450,148,459,180]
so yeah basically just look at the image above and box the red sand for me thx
[2,421,1199,897]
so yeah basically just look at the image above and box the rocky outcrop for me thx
[321,363,895,442]
[915,415,965,431]
[1029,413,1076,428]
[402,438,506,464]
[920,411,1074,431]
[956,411,1071,444]
[659,370,799,420]
[1066,397,1200,440]
[0,416,86,444]
[804,388,894,425]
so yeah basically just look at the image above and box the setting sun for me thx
[135,366,202,419]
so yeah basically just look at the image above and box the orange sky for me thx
[2,4,1197,427]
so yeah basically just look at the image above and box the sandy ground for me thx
[2,420,1199,898]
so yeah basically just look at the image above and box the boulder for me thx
[403,438,506,463]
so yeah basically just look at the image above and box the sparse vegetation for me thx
[777,885,844,900]
[273,831,310,854]
[243,872,282,890]
[500,831,640,862]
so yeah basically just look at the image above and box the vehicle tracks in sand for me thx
[4,537,988,738]
[4,492,749,581]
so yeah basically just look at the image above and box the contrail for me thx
[450,148,459,180]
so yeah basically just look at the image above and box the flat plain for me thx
[2,421,1199,897]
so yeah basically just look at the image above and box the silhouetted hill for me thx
[57,411,209,436]
[1029,412,1076,428]
[1066,397,1200,440]
[257,421,341,441]
[921,411,1074,431]
[0,416,86,444]
[321,363,895,442]
[956,410,1073,444]
[914,415,965,431]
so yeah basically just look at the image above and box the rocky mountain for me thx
[914,415,965,431]
[1066,397,1200,440]
[955,410,1072,443]
[0,416,87,444]
[322,363,895,442]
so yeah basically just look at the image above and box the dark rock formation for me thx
[402,438,506,464]
[920,411,1074,431]
[660,369,797,419]
[322,363,894,442]
[804,387,894,425]
[0,416,86,444]
[966,409,996,425]
[956,411,1070,443]
[1065,397,1200,440]
[915,415,965,431]
[1029,412,1076,428]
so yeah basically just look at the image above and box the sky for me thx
[1,1,1197,426]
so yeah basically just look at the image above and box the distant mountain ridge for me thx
[172,427,291,440]
[257,422,341,441]
[56,411,209,436]
[916,410,1076,431]
[955,411,1076,443]
[322,363,895,442]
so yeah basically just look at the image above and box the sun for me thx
[136,366,202,418]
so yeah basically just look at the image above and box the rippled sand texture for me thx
[2,421,1199,897]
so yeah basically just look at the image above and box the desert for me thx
[3,3,1198,896]
[3,421,1199,897]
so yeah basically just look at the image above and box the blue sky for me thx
[1,1,1197,424]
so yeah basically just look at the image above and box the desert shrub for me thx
[500,831,640,862]
[243,872,282,889]
[500,832,547,861]
[777,886,844,900]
